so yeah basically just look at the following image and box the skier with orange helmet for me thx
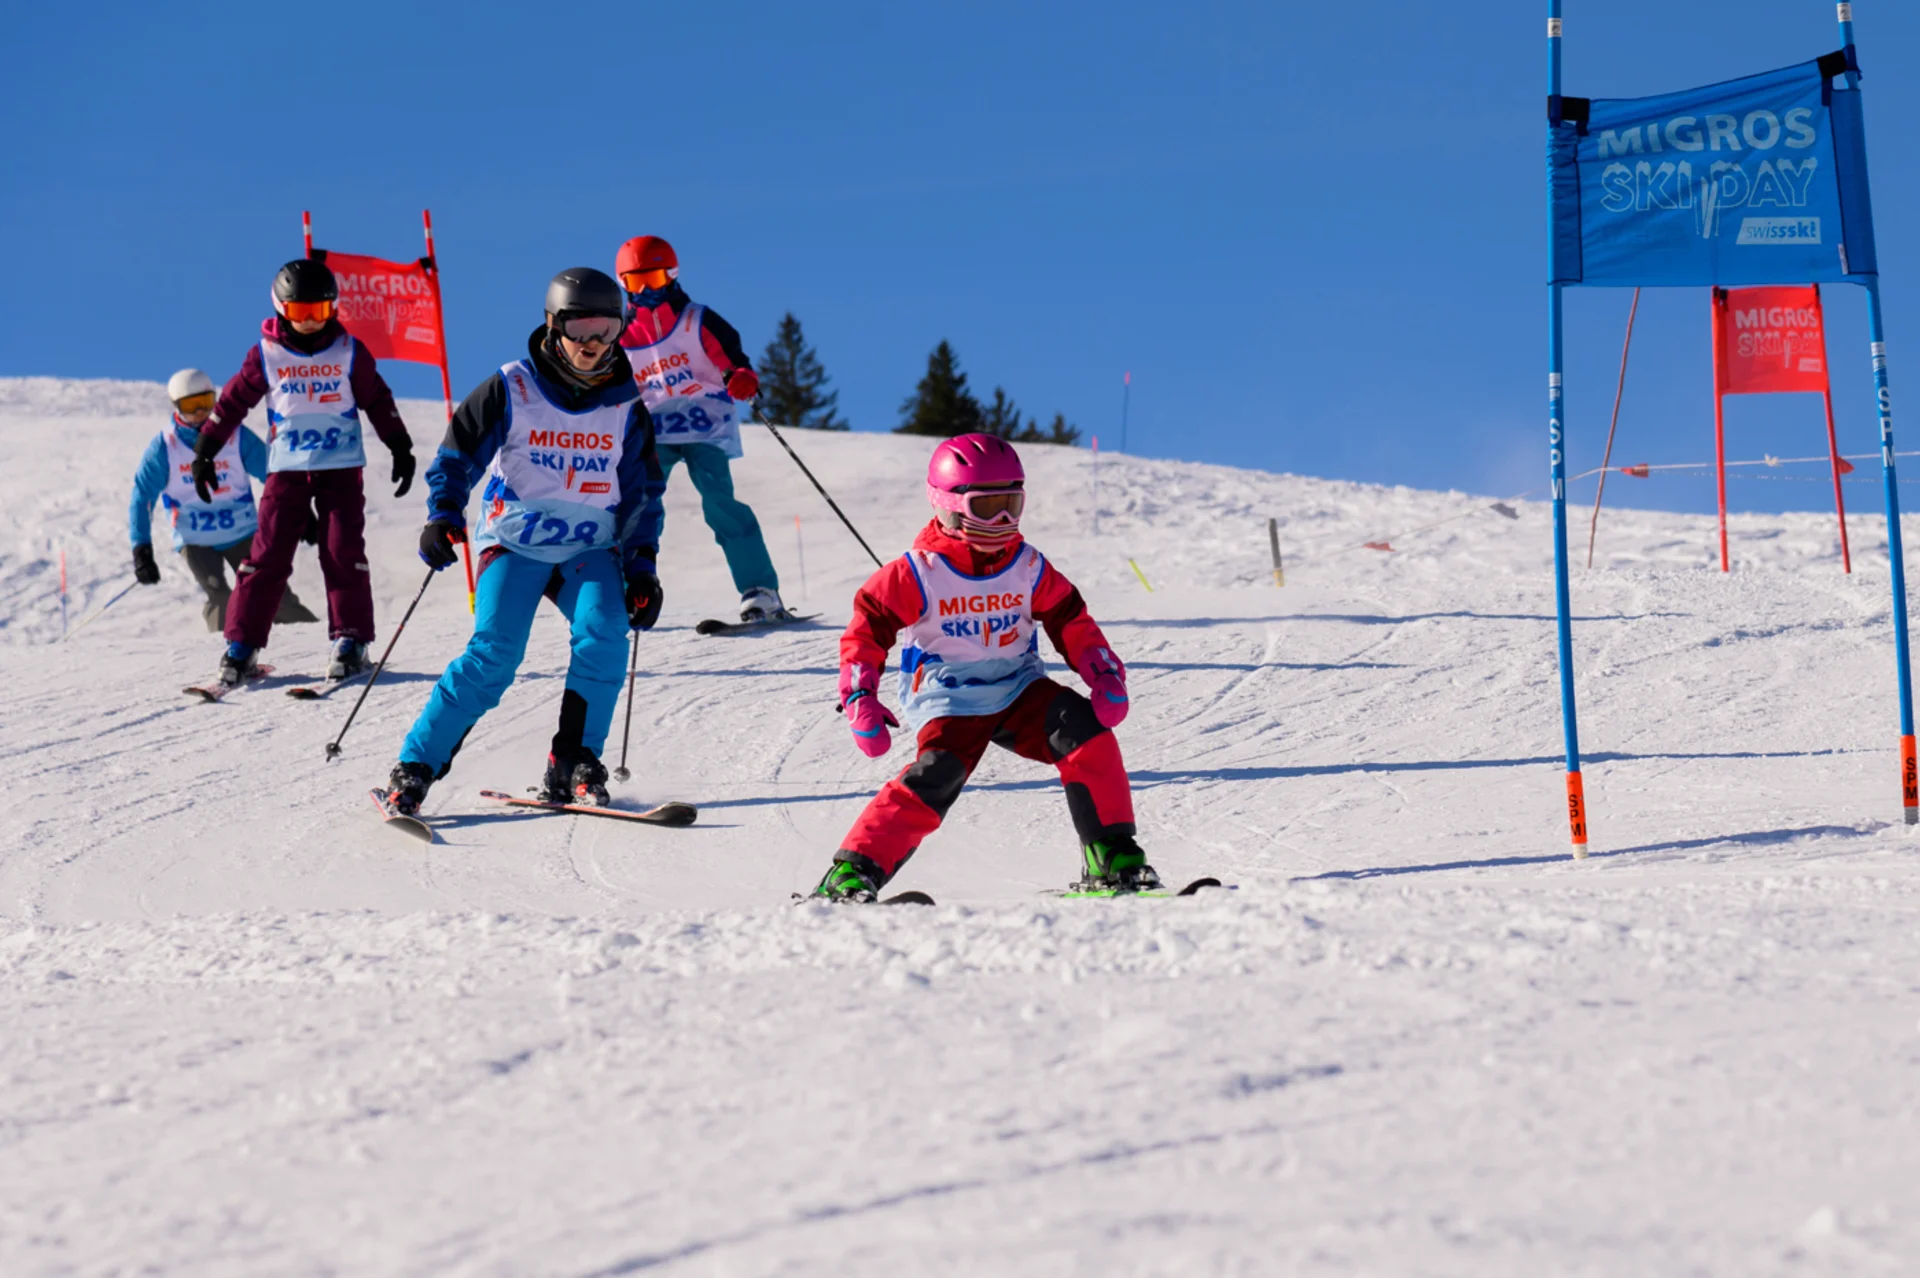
[811,433,1152,901]
[615,234,788,625]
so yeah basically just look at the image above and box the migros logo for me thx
[938,593,1025,617]
[274,363,344,381]
[634,352,691,382]
[527,430,614,451]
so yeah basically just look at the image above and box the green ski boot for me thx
[1076,833,1163,894]
[812,854,884,903]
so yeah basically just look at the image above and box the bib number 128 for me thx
[516,513,603,548]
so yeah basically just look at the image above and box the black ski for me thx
[287,669,371,700]
[182,664,278,703]
[694,613,821,637]
[477,789,698,827]
[790,889,937,905]
[1046,876,1227,899]
[369,787,433,843]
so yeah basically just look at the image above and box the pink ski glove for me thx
[1077,646,1129,728]
[840,662,899,758]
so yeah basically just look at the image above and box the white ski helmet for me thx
[167,368,215,402]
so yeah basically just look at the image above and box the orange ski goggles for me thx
[621,268,674,292]
[281,299,336,323]
[173,391,217,414]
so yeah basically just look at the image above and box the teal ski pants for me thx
[657,442,778,595]
[400,548,627,774]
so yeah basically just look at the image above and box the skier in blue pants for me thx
[381,268,668,816]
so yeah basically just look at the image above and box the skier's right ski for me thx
[694,613,821,637]
[790,889,937,906]
[286,669,371,701]
[182,664,277,703]
[368,787,433,843]
[478,790,698,826]
[1047,876,1227,900]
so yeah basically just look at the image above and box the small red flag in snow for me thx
[1363,541,1393,552]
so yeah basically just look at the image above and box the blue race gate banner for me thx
[1550,52,1877,287]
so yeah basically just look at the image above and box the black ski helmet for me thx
[272,258,338,309]
[544,267,625,320]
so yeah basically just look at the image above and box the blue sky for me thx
[4,1,1916,515]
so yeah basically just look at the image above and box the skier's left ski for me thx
[369,787,434,843]
[286,669,371,700]
[477,789,698,827]
[694,613,821,637]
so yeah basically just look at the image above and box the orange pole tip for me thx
[1565,771,1589,856]
[1902,735,1917,824]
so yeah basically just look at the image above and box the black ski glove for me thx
[624,564,663,631]
[418,520,465,571]
[391,447,416,499]
[190,454,219,504]
[132,542,160,585]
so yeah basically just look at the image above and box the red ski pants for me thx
[839,677,1136,878]
[224,468,373,648]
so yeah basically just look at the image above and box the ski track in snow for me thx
[3,377,1919,1274]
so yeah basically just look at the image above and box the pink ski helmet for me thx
[927,433,1026,545]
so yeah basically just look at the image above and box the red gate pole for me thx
[421,209,476,615]
[1712,288,1731,572]
[1813,286,1852,574]
[302,210,313,258]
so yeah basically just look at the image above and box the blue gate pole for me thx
[1839,4,1918,821]
[1548,0,1589,855]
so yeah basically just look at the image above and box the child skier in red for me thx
[812,433,1154,901]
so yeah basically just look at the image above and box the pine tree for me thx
[896,340,984,436]
[980,387,1024,439]
[1028,412,1082,446]
[756,313,847,430]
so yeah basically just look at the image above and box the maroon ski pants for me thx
[839,677,1136,878]
[224,468,373,648]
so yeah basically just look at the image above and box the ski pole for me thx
[756,415,883,568]
[63,580,138,641]
[325,567,436,760]
[612,629,639,782]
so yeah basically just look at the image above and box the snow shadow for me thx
[1127,746,1852,787]
[1295,822,1879,881]
[1108,611,1684,628]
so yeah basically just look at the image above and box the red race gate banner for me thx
[316,250,445,367]
[1710,283,1849,574]
[1714,285,1830,396]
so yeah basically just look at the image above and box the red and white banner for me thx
[320,250,446,368]
[1709,283,1849,574]
[1714,284,1830,396]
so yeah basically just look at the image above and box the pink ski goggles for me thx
[928,485,1025,524]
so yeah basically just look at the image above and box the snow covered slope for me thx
[3,377,1918,1275]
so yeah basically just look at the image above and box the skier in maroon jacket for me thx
[191,259,415,687]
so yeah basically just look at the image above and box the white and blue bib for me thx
[159,425,257,549]
[895,545,1048,726]
[626,303,743,459]
[473,360,630,564]
[262,332,365,472]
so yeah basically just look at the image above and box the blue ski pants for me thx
[657,443,778,596]
[400,548,628,774]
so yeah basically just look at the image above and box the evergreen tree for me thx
[980,387,1024,439]
[1026,412,1082,447]
[756,312,847,430]
[896,340,984,436]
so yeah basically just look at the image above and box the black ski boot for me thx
[811,852,885,903]
[385,761,434,817]
[541,751,610,807]
[1077,833,1162,893]
[218,640,259,688]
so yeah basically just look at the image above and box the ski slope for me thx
[3,376,1918,1275]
